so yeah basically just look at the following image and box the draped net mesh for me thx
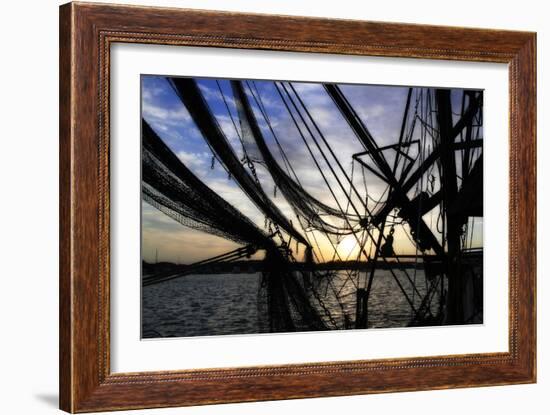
[142,119,327,332]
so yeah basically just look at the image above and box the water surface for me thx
[142,269,441,338]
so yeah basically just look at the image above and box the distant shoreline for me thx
[143,250,482,276]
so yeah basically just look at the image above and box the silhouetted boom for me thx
[143,245,257,286]
[325,83,444,256]
[368,91,483,230]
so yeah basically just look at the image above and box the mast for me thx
[435,89,463,324]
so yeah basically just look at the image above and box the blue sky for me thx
[141,76,482,264]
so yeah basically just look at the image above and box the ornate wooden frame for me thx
[59,2,536,412]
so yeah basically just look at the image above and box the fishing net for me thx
[142,120,269,247]
[258,251,328,332]
[143,118,327,332]
[168,77,310,248]
[230,80,358,238]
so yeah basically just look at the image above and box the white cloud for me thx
[142,101,190,124]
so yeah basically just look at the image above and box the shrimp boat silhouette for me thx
[142,77,483,332]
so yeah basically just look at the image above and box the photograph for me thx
[2,0,543,413]
[141,76,484,338]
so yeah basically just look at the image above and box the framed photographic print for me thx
[59,2,536,412]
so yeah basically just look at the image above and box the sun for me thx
[337,235,358,258]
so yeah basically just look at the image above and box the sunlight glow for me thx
[337,235,360,259]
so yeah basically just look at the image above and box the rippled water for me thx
[142,269,442,338]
